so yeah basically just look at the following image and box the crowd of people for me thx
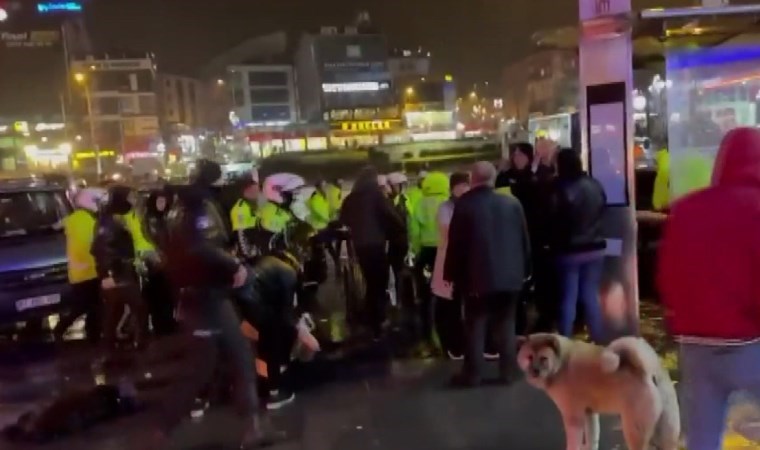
[53,135,616,447]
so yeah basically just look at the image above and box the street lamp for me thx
[74,72,101,177]
[405,86,415,96]
[0,7,8,22]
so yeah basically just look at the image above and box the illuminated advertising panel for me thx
[37,2,83,14]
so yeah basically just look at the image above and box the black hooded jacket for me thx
[165,160,239,288]
[339,167,405,249]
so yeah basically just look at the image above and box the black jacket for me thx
[165,185,239,288]
[444,186,531,297]
[91,215,137,284]
[236,255,299,330]
[339,175,405,249]
[550,175,607,254]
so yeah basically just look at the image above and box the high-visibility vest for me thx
[64,209,98,283]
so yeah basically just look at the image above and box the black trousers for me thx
[531,247,559,333]
[55,278,102,343]
[463,292,519,380]
[101,282,149,350]
[355,244,389,334]
[143,269,177,336]
[160,288,259,433]
[258,322,297,391]
[414,247,437,341]
[434,294,465,356]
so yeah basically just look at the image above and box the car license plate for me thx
[15,294,61,312]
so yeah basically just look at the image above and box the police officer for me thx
[324,178,343,220]
[91,188,149,351]
[55,188,106,343]
[108,185,173,335]
[306,179,330,233]
[230,177,261,260]
[410,171,450,353]
[156,159,282,448]
[258,175,300,252]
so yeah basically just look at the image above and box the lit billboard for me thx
[37,2,83,13]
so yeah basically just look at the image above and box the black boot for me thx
[240,413,286,449]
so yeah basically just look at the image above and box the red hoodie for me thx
[658,127,760,341]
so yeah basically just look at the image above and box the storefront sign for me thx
[333,120,400,132]
[37,2,83,13]
[1,30,60,48]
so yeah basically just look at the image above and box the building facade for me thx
[156,74,204,130]
[502,49,579,122]
[227,64,297,126]
[294,25,402,147]
[70,53,160,156]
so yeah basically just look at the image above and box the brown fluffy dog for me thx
[517,334,680,450]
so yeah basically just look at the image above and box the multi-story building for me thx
[70,52,160,157]
[227,64,298,126]
[502,48,579,122]
[156,74,204,130]
[388,47,431,87]
[294,24,402,147]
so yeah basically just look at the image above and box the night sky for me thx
[84,0,695,88]
[0,0,728,116]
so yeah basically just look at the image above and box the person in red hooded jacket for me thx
[658,127,760,450]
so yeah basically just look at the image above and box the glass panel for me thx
[665,45,760,199]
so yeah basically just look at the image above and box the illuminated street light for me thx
[0,8,8,22]
[73,72,101,176]
[469,91,477,99]
[405,86,415,96]
[216,78,225,86]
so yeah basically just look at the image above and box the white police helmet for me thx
[74,188,108,212]
[387,172,408,186]
[263,172,306,204]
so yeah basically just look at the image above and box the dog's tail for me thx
[603,337,662,377]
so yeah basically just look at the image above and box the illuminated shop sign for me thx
[1,30,60,48]
[333,120,401,132]
[322,81,390,93]
[37,2,83,13]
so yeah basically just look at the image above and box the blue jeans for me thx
[557,254,605,342]
[681,342,760,450]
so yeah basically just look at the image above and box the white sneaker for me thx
[447,350,464,361]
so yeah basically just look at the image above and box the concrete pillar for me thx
[578,0,639,336]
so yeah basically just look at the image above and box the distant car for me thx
[0,178,73,327]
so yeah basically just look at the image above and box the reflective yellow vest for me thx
[259,201,293,234]
[307,191,330,231]
[495,186,513,197]
[652,149,670,211]
[64,209,98,284]
[122,209,155,254]
[230,199,258,231]
[325,184,343,220]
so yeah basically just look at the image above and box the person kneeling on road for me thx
[234,252,320,411]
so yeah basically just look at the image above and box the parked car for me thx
[0,177,73,328]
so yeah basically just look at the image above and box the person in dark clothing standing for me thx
[142,187,177,335]
[550,149,607,343]
[155,159,282,449]
[497,142,558,333]
[445,161,531,386]
[91,187,149,351]
[339,166,406,337]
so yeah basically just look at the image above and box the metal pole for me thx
[84,84,100,177]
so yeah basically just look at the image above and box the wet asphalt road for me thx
[0,338,627,450]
